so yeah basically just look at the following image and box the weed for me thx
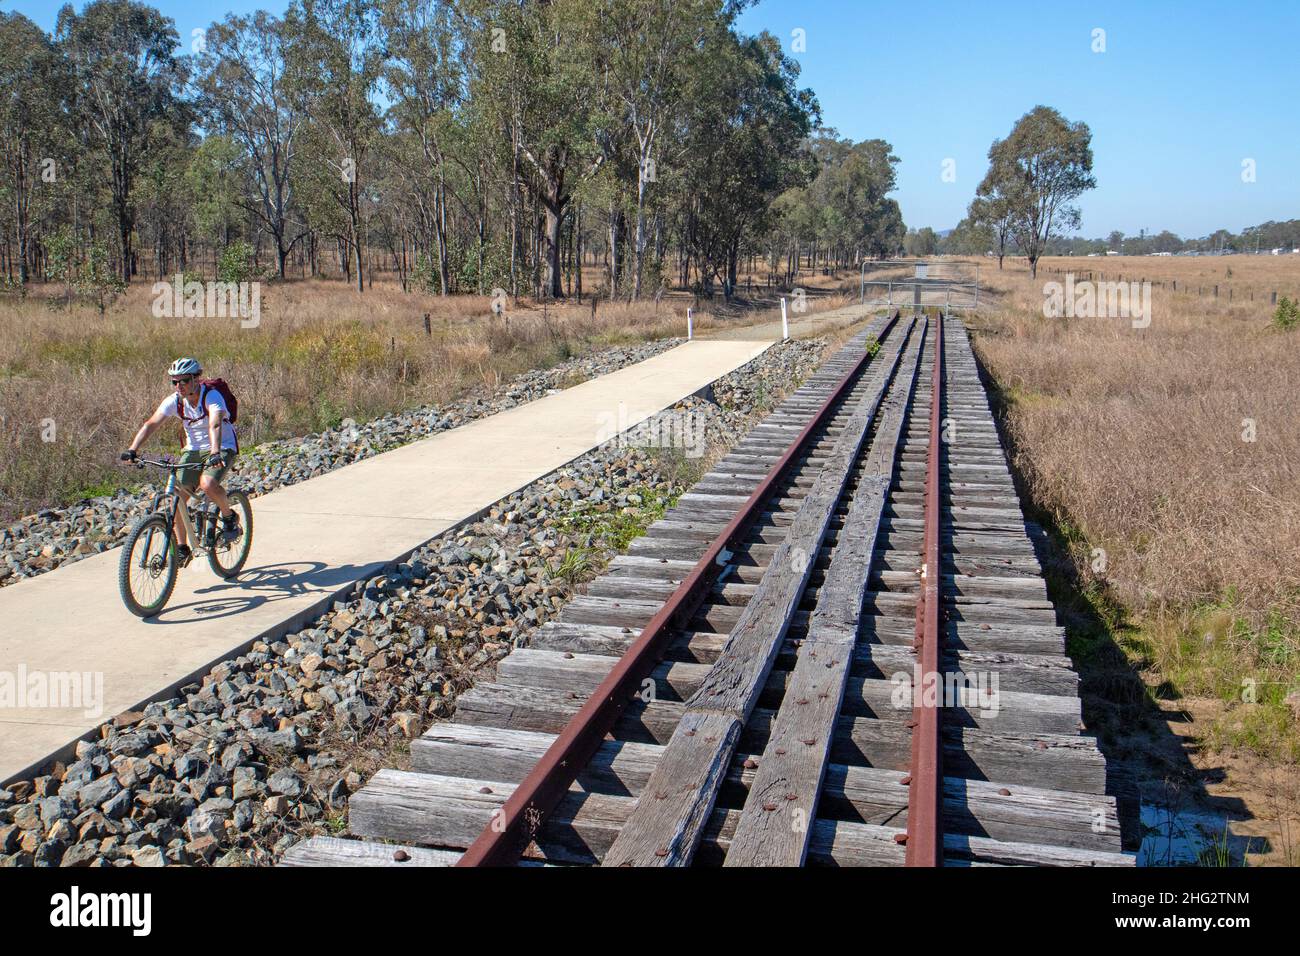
[1272,295,1299,330]
[550,547,598,586]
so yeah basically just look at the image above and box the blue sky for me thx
[11,0,1298,237]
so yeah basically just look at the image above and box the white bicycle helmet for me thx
[168,357,202,377]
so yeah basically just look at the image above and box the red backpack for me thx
[179,379,240,448]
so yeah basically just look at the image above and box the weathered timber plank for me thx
[453,682,1108,793]
[408,724,1121,852]
[347,770,1129,866]
[279,836,461,867]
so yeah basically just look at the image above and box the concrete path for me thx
[0,301,884,783]
[699,298,869,342]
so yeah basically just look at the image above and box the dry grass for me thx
[0,277,844,523]
[966,254,1300,761]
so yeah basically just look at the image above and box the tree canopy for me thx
[0,0,909,300]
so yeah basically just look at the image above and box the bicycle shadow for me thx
[144,560,382,624]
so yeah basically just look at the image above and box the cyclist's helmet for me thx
[168,357,202,378]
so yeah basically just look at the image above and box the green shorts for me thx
[176,449,236,492]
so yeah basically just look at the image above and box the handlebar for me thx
[128,455,193,470]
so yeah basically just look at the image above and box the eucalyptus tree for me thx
[591,0,726,299]
[55,0,187,282]
[471,0,612,299]
[804,135,901,267]
[968,191,1013,268]
[194,11,306,278]
[184,134,247,264]
[379,0,468,295]
[284,0,384,292]
[677,29,818,297]
[979,106,1095,278]
[0,12,70,285]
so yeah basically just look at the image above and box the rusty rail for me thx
[457,315,896,866]
[905,312,944,866]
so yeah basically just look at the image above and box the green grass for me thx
[551,481,688,582]
[550,546,599,587]
[556,490,672,552]
[62,477,132,505]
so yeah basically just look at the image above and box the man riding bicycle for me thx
[121,358,241,565]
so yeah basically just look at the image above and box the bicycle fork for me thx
[137,495,203,569]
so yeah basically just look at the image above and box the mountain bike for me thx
[117,455,254,618]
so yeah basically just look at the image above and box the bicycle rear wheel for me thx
[118,513,179,618]
[209,491,253,579]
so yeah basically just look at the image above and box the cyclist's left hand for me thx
[204,454,222,468]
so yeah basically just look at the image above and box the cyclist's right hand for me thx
[120,449,138,462]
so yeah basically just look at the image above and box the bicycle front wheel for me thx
[118,513,179,618]
[209,491,253,579]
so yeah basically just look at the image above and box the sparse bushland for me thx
[0,279,680,522]
[968,254,1300,764]
[0,277,850,524]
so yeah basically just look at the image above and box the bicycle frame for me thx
[137,471,211,565]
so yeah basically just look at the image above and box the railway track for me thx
[284,312,1135,868]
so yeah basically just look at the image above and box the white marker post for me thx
[780,297,789,340]
[687,307,693,341]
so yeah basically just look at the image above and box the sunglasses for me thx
[171,377,195,386]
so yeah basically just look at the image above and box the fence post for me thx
[1215,285,1219,297]
[687,307,693,341]
[780,297,789,340]
[1272,291,1278,305]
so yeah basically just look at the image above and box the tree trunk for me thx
[118,214,132,284]
[350,181,364,293]
[509,144,520,298]
[607,204,622,294]
[575,202,583,301]
[435,180,450,295]
[632,167,647,300]
[543,198,562,299]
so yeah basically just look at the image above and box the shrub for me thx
[217,240,259,284]
[1272,295,1299,331]
[44,229,126,314]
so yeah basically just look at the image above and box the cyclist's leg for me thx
[174,451,205,549]
[172,488,188,545]
[197,450,236,516]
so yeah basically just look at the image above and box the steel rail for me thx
[905,312,944,866]
[457,314,897,866]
